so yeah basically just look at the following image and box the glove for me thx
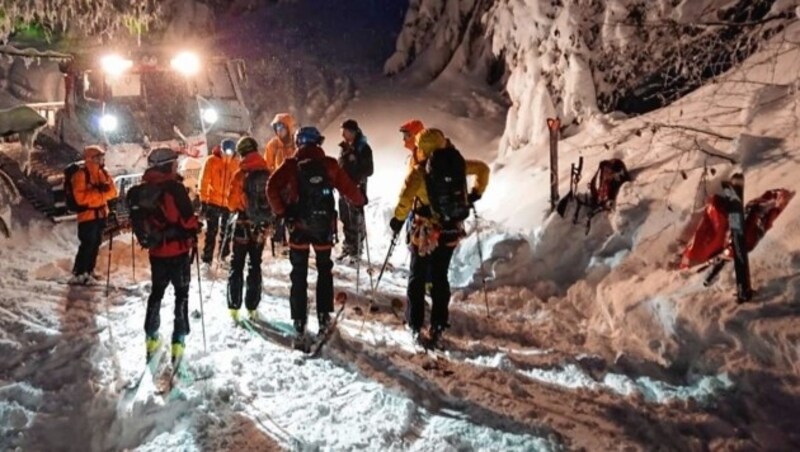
[107,210,118,224]
[389,217,404,234]
[467,189,481,205]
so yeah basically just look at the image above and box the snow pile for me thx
[0,383,43,435]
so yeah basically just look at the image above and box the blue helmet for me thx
[221,138,236,155]
[295,126,324,147]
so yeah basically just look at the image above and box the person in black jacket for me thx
[337,119,373,262]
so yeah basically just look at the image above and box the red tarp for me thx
[680,189,794,269]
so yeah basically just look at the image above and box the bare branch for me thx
[645,122,736,141]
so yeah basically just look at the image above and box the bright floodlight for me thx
[202,108,219,125]
[100,114,118,132]
[171,51,201,76]
[100,54,133,77]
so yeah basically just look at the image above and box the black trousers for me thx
[202,204,231,263]
[72,218,107,275]
[339,198,365,254]
[288,229,333,323]
[227,223,266,311]
[406,243,456,331]
[145,253,191,343]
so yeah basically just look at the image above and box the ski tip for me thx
[335,292,347,303]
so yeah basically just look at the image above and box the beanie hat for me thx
[236,136,259,156]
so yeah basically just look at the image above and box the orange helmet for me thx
[399,119,425,151]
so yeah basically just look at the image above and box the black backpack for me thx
[63,162,89,213]
[589,158,631,209]
[424,146,470,223]
[244,169,273,226]
[126,183,167,248]
[296,158,336,242]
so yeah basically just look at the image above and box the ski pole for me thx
[374,230,399,293]
[105,228,114,298]
[472,206,490,317]
[194,244,208,353]
[131,231,136,282]
[355,227,361,297]
[358,228,398,333]
[362,208,374,294]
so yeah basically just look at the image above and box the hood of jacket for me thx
[143,168,181,184]
[240,151,269,172]
[271,113,297,135]
[295,144,326,161]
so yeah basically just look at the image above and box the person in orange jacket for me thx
[69,145,118,285]
[264,113,298,172]
[226,136,271,322]
[389,128,490,346]
[266,126,365,339]
[199,138,239,265]
[265,113,298,253]
[400,119,425,171]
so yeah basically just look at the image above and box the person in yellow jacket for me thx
[69,145,118,285]
[199,138,239,265]
[389,128,489,345]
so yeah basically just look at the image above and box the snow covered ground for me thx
[2,1,800,450]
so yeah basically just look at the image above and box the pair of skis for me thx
[701,173,753,303]
[240,292,348,358]
[124,344,193,399]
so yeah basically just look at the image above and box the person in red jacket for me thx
[266,126,365,339]
[140,148,200,364]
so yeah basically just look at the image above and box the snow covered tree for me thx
[0,1,162,43]
[386,0,800,156]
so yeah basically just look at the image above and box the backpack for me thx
[424,146,470,223]
[126,183,167,248]
[63,162,89,213]
[244,169,273,226]
[589,158,631,209]
[296,158,336,242]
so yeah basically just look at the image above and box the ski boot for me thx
[171,341,185,365]
[145,334,161,361]
[229,309,240,324]
[293,319,309,352]
[317,312,331,333]
[248,309,260,322]
[428,324,446,350]
[68,273,89,286]
[87,272,103,285]
[411,328,422,345]
[335,250,351,263]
